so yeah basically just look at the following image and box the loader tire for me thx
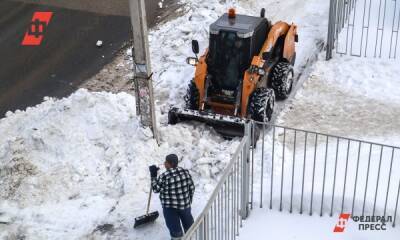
[270,62,294,100]
[184,81,200,110]
[248,87,275,123]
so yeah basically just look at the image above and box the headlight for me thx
[186,57,199,66]
[258,68,266,76]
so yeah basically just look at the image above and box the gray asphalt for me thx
[11,0,161,19]
[0,0,170,117]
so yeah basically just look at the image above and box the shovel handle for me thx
[146,183,153,215]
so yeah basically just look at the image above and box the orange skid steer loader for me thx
[168,8,298,137]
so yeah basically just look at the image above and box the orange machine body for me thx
[193,21,297,118]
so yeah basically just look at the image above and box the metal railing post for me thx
[326,0,337,60]
[240,122,251,219]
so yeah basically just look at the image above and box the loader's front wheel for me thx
[248,88,275,123]
[270,62,294,100]
[184,80,200,110]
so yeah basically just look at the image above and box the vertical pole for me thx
[280,128,286,211]
[240,122,251,219]
[300,132,307,214]
[327,0,337,60]
[270,126,276,209]
[260,123,265,208]
[310,134,318,216]
[320,136,329,216]
[129,0,159,142]
[290,130,297,214]
[250,122,255,209]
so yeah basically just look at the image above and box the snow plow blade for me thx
[133,211,159,228]
[168,107,247,138]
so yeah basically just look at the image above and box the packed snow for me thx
[240,0,400,238]
[1,0,399,239]
[0,89,239,239]
[240,209,400,240]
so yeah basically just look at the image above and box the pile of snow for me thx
[0,89,239,239]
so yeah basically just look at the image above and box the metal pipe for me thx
[393,177,400,227]
[260,123,265,208]
[384,148,395,217]
[351,142,362,215]
[300,132,308,214]
[341,140,350,213]
[372,146,384,216]
[330,138,340,216]
[321,136,329,216]
[251,123,256,209]
[310,134,318,216]
[290,130,297,213]
[270,126,276,209]
[362,144,373,216]
[280,128,286,211]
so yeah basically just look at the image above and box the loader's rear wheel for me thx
[271,62,294,100]
[248,88,275,123]
[184,81,199,110]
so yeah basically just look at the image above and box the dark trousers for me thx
[163,207,194,238]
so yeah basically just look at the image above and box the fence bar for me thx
[326,0,337,59]
[310,134,318,215]
[330,138,339,216]
[225,182,228,240]
[389,0,398,58]
[270,126,275,209]
[236,152,240,235]
[250,123,255,209]
[352,142,362,215]
[341,140,350,213]
[290,130,297,213]
[384,148,395,217]
[280,128,286,211]
[260,124,265,208]
[394,177,400,227]
[373,0,384,57]
[320,136,329,216]
[373,146,384,216]
[300,132,308,214]
[362,144,373,216]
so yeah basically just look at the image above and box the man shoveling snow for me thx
[150,154,195,239]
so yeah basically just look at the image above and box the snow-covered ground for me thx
[279,53,400,146]
[2,0,398,239]
[241,3,400,238]
[240,209,400,240]
[1,0,329,238]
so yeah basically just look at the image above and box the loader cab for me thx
[206,13,270,102]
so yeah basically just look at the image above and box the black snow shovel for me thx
[134,184,159,228]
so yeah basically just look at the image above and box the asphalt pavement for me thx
[0,0,165,117]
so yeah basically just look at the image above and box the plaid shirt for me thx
[151,167,195,210]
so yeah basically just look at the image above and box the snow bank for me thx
[0,89,239,239]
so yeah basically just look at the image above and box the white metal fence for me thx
[183,122,400,239]
[183,124,252,240]
[326,0,400,59]
[252,122,400,227]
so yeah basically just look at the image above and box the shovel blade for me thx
[133,211,159,228]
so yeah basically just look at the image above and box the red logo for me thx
[22,12,53,46]
[333,213,351,233]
